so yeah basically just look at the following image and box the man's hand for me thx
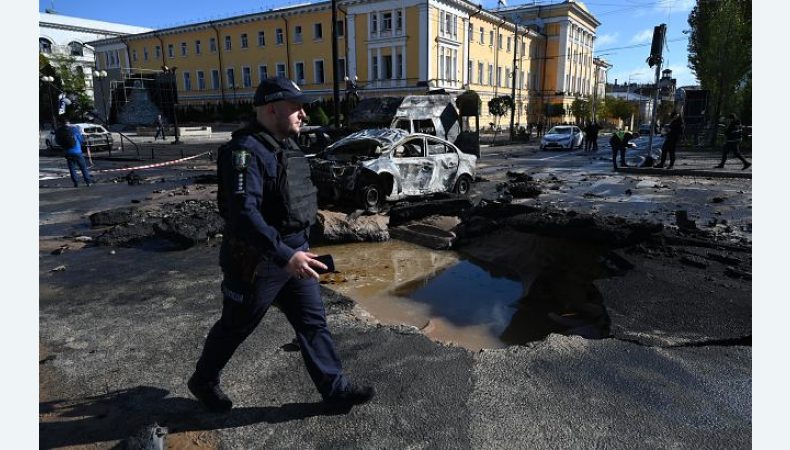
[285,251,328,280]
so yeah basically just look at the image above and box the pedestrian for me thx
[589,121,600,152]
[188,76,375,413]
[609,129,636,170]
[54,118,93,187]
[154,114,167,141]
[584,121,595,152]
[537,121,544,138]
[715,113,751,170]
[654,112,684,169]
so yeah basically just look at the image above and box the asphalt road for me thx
[38,135,751,449]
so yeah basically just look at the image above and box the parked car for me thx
[45,123,114,152]
[309,128,477,212]
[540,125,583,150]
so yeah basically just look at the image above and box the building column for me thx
[557,22,569,93]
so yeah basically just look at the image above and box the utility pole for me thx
[646,24,666,165]
[331,0,340,128]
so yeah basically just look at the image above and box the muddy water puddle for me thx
[313,230,614,351]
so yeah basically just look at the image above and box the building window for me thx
[258,31,265,46]
[168,44,174,58]
[314,60,325,83]
[276,28,284,45]
[480,27,484,44]
[39,38,52,54]
[155,46,161,59]
[294,25,302,43]
[383,54,392,79]
[209,38,217,52]
[183,71,191,91]
[224,36,232,51]
[226,67,236,88]
[382,12,392,32]
[337,20,345,37]
[396,11,403,31]
[498,34,502,49]
[241,33,248,49]
[489,31,494,47]
[143,47,148,61]
[468,23,473,42]
[259,65,268,82]
[242,67,251,88]
[507,36,511,52]
[337,58,346,80]
[68,41,83,56]
[371,13,378,34]
[181,42,187,56]
[314,23,323,40]
[132,49,138,61]
[468,60,473,83]
[505,68,510,88]
[195,40,201,54]
[295,62,305,84]
[197,71,205,90]
[276,63,286,78]
[488,64,493,86]
[396,53,402,79]
[497,66,502,87]
[478,62,483,85]
[211,69,220,89]
[372,55,378,80]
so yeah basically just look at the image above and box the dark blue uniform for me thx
[192,123,349,401]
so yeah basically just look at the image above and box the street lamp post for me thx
[40,75,56,128]
[92,70,108,122]
[162,66,181,144]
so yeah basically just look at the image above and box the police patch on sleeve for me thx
[232,150,250,171]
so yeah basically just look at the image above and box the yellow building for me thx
[90,0,601,127]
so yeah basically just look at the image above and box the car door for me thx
[392,137,433,195]
[425,136,459,192]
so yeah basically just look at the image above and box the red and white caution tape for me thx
[92,151,212,173]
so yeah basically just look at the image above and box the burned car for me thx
[309,128,476,212]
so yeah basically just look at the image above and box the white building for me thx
[38,11,152,119]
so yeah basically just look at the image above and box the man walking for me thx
[188,77,375,413]
[55,119,93,187]
[715,113,751,170]
[154,114,167,141]
[610,129,636,170]
[654,112,684,169]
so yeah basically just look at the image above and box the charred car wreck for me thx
[309,128,476,212]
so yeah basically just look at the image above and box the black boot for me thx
[188,374,233,412]
[324,384,376,410]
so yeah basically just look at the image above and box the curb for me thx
[615,167,752,179]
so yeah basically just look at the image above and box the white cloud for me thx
[631,29,654,44]
[596,33,618,47]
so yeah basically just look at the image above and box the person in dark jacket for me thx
[188,77,375,413]
[55,119,93,187]
[154,114,167,141]
[610,129,636,170]
[585,121,600,152]
[715,113,751,170]
[654,112,684,169]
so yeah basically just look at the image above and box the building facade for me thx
[89,0,600,127]
[39,11,152,120]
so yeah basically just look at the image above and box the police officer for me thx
[654,112,684,169]
[715,113,751,170]
[188,77,375,412]
[609,129,636,170]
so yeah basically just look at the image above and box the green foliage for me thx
[570,98,592,122]
[687,0,751,123]
[603,96,636,123]
[39,53,93,122]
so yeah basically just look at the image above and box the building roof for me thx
[39,11,153,36]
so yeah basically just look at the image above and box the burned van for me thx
[309,128,476,212]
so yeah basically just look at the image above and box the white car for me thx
[540,125,584,151]
[46,123,114,151]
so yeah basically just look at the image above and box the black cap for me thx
[253,76,312,106]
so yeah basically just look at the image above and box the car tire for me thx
[453,174,472,196]
[358,182,383,213]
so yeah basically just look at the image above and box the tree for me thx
[604,96,636,125]
[487,95,512,141]
[39,53,93,123]
[570,98,592,124]
[687,0,751,134]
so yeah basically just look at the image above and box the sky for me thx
[39,0,699,87]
